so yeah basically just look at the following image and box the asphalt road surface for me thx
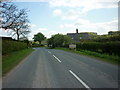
[3,48,119,89]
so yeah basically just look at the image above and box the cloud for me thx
[52,0,118,21]
[53,9,62,16]
[93,19,118,34]
[38,28,48,31]
[49,0,119,9]
[60,18,118,35]
[0,29,10,37]
[53,8,86,20]
[52,0,118,35]
[29,27,48,35]
[13,0,49,2]
[60,23,75,28]
[62,9,81,20]
[28,27,59,40]
[75,18,90,26]
[27,23,37,28]
[30,24,37,28]
[14,0,119,10]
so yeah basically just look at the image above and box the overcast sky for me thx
[1,0,119,40]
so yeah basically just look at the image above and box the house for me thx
[67,29,97,42]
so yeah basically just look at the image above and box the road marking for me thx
[53,55,62,63]
[69,70,91,90]
[48,51,51,54]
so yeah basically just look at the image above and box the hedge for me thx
[76,42,120,56]
[2,40,27,55]
[93,35,120,42]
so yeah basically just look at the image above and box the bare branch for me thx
[0,2,30,40]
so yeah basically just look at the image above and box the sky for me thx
[1,0,119,40]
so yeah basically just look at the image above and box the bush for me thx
[76,42,120,57]
[93,34,120,42]
[2,40,27,55]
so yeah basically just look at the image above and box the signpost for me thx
[69,44,76,49]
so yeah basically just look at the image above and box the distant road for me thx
[3,48,119,89]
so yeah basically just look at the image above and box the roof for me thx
[67,32,97,42]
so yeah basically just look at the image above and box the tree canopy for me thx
[47,34,72,48]
[33,32,46,44]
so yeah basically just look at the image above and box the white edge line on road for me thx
[53,55,62,63]
[48,51,51,54]
[69,70,92,90]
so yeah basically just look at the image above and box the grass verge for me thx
[55,48,120,65]
[2,48,34,76]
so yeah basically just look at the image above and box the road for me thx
[3,48,119,89]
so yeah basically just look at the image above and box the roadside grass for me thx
[2,48,34,76]
[55,48,120,65]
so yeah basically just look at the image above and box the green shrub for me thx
[93,34,120,42]
[2,40,27,55]
[76,42,120,57]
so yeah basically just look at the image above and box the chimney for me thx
[76,28,78,33]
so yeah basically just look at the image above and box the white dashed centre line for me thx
[69,70,92,90]
[48,51,51,54]
[53,55,62,63]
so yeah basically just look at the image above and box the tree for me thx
[8,9,30,41]
[33,32,46,44]
[47,34,72,48]
[63,35,72,46]
[0,2,19,30]
[0,1,30,41]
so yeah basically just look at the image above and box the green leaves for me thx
[76,42,120,57]
[47,34,72,48]
[33,32,46,44]
[2,40,27,55]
